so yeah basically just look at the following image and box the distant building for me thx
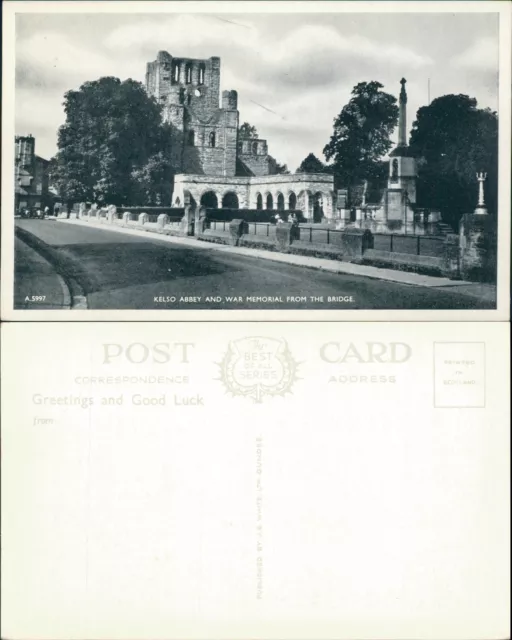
[145,51,335,220]
[15,135,51,213]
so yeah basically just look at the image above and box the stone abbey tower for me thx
[145,50,335,217]
[145,51,271,179]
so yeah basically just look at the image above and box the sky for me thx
[15,10,499,171]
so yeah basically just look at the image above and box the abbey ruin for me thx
[145,51,335,221]
[145,51,448,234]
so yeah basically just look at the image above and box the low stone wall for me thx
[362,249,446,277]
[79,205,190,237]
[197,229,232,245]
[67,206,496,282]
[113,206,185,218]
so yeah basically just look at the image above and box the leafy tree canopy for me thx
[238,122,259,139]
[296,153,328,174]
[409,94,498,226]
[323,81,398,189]
[50,77,174,206]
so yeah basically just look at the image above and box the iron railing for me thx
[298,226,344,245]
[372,233,445,258]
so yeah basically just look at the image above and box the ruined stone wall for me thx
[238,139,269,176]
[146,51,221,119]
[147,52,238,177]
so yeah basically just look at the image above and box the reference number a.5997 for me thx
[24,295,46,302]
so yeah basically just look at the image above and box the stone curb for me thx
[56,218,474,290]
[15,234,72,309]
[15,225,89,309]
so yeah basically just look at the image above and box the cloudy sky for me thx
[15,10,499,171]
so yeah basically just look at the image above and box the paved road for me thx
[15,220,494,310]
[14,237,70,309]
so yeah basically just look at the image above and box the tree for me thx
[323,81,399,190]
[50,77,174,206]
[268,155,290,175]
[296,153,327,174]
[238,122,259,139]
[131,152,175,206]
[409,94,498,227]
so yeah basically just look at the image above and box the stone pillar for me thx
[157,214,169,228]
[474,172,488,215]
[107,205,117,223]
[337,211,351,228]
[302,192,310,221]
[340,228,373,259]
[459,213,497,282]
[442,233,461,279]
[229,219,248,246]
[122,212,131,224]
[275,223,294,251]
[138,212,148,225]
[398,78,407,146]
[194,206,207,237]
[180,205,194,236]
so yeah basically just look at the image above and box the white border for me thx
[2,1,510,321]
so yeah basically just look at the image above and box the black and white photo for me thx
[2,2,510,317]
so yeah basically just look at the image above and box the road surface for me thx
[14,220,494,310]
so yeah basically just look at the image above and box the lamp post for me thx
[474,172,488,215]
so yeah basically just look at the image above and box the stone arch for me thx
[288,191,297,210]
[222,191,239,209]
[252,141,258,155]
[200,190,218,208]
[276,192,285,211]
[209,131,216,148]
[265,193,274,210]
[313,192,324,223]
[256,193,263,210]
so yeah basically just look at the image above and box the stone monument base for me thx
[459,213,497,282]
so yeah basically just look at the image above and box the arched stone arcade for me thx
[222,191,239,209]
[200,190,219,208]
